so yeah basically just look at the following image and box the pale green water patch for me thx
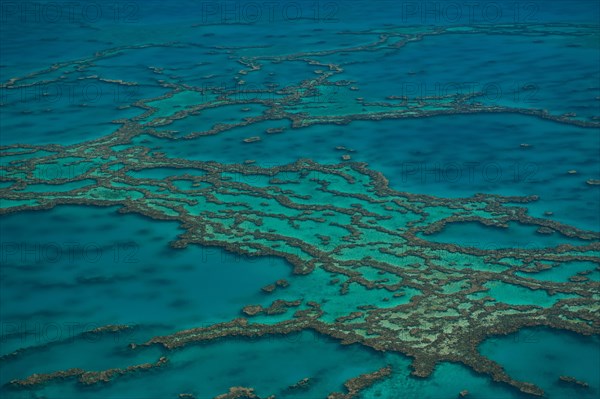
[353,266,403,285]
[172,180,211,191]
[0,150,56,164]
[517,261,600,283]
[140,90,219,123]
[20,179,95,193]
[468,281,580,307]
[155,103,269,136]
[0,199,37,208]
[83,187,144,201]
[441,279,470,294]
[319,282,421,323]
[421,221,588,249]
[32,159,92,181]
[127,167,206,179]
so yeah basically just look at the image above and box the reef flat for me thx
[2,121,599,396]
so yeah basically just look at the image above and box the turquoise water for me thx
[480,328,600,399]
[422,221,588,249]
[128,113,600,230]
[3,330,388,399]
[362,356,527,399]
[1,1,599,398]
[516,261,600,283]
[360,329,600,399]
[468,281,580,307]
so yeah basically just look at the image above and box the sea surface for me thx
[0,1,599,398]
